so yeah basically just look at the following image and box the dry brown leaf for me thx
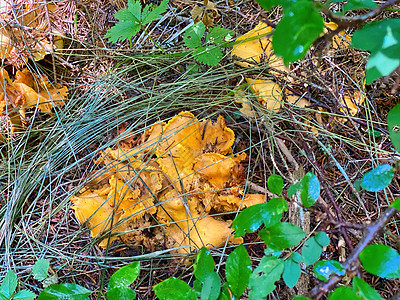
[191,0,219,27]
[339,90,365,117]
[0,0,64,67]
[71,112,265,252]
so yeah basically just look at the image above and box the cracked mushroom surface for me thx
[71,111,266,253]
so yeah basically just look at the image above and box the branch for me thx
[323,0,400,28]
[308,207,398,299]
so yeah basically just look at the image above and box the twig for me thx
[308,207,398,299]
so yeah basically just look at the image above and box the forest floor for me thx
[0,0,399,299]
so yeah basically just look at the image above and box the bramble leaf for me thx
[108,261,140,290]
[352,277,383,300]
[267,174,284,195]
[388,103,400,152]
[391,198,400,211]
[359,244,400,278]
[329,286,359,299]
[248,256,284,298]
[259,222,305,249]
[343,0,376,12]
[153,277,196,300]
[200,272,221,300]
[232,197,287,237]
[283,259,301,288]
[360,164,394,192]
[107,287,136,299]
[302,237,323,266]
[352,19,400,83]
[194,248,215,283]
[273,0,324,64]
[315,232,330,247]
[225,244,251,298]
[313,260,345,282]
[38,283,91,299]
[300,172,320,207]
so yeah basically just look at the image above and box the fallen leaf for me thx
[191,0,220,28]
[0,0,64,67]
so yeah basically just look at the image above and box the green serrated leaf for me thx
[329,286,360,299]
[248,257,284,299]
[127,0,142,20]
[232,198,287,237]
[300,172,320,207]
[313,260,345,282]
[272,0,324,64]
[32,259,49,281]
[343,0,376,12]
[184,22,205,48]
[142,0,168,25]
[13,289,37,300]
[153,277,196,300]
[302,237,323,266]
[283,259,301,288]
[105,22,141,42]
[108,261,140,290]
[360,164,394,192]
[107,287,136,299]
[200,272,221,300]
[259,222,305,249]
[38,283,91,300]
[193,46,222,66]
[293,297,312,300]
[194,248,215,283]
[352,19,400,83]
[0,270,17,298]
[352,277,383,300]
[315,232,330,247]
[267,174,284,195]
[206,27,234,45]
[359,244,400,278]
[114,8,135,22]
[388,103,400,152]
[225,244,251,298]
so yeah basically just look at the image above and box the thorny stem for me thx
[308,207,398,299]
